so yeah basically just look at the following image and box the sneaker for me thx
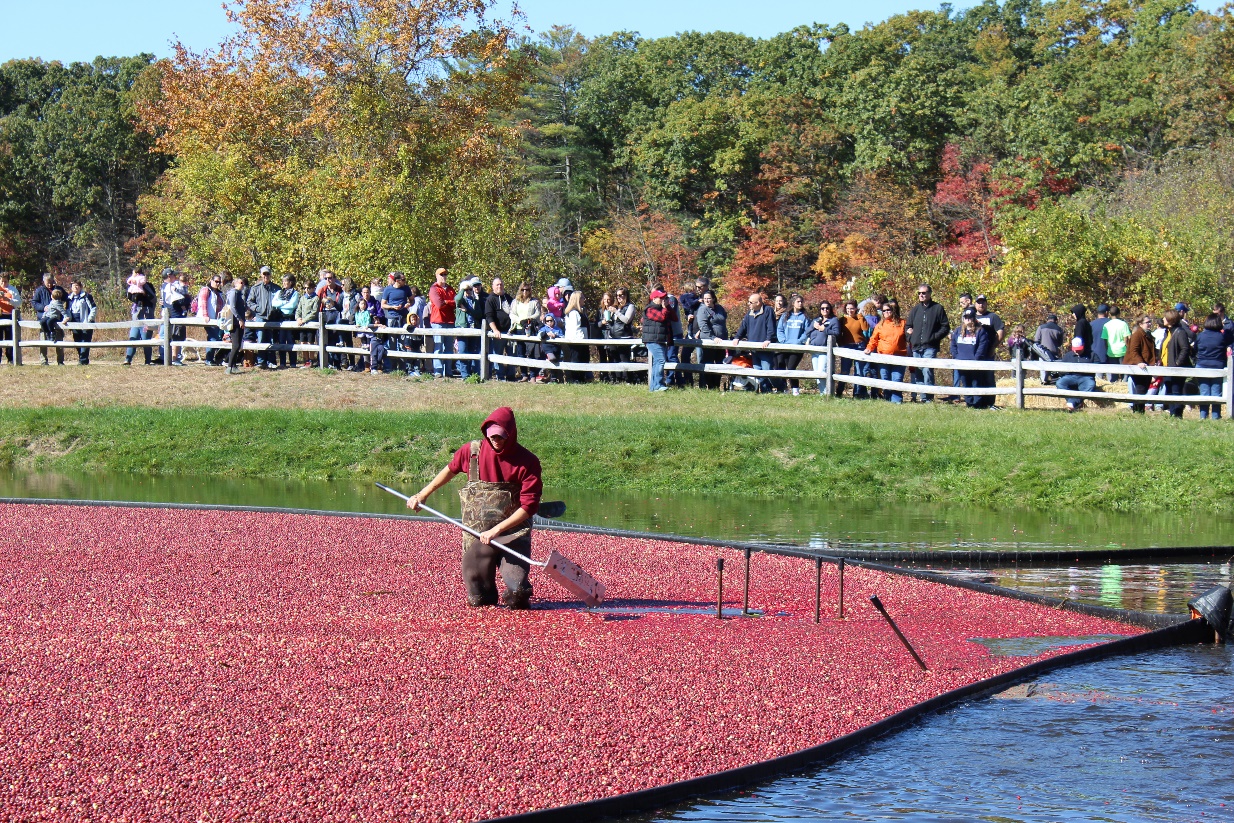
[370,369,379,374]
[791,387,801,396]
[171,359,185,367]
[298,362,314,369]
[40,358,49,366]
[265,362,278,370]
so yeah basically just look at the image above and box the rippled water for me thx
[631,644,1234,823]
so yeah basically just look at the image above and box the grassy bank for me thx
[3,369,1232,514]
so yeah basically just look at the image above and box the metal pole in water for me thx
[870,595,927,671]
[742,548,751,615]
[716,557,725,619]
[837,558,845,619]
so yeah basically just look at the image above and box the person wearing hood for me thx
[406,408,543,609]
[1070,304,1092,358]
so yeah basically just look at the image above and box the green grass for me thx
[3,386,1233,514]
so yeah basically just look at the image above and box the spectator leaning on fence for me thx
[39,287,67,365]
[1195,313,1229,420]
[272,275,300,369]
[161,268,190,365]
[124,268,156,366]
[428,268,456,379]
[509,282,541,381]
[609,287,638,383]
[734,291,778,393]
[642,287,677,393]
[866,300,909,403]
[694,289,728,390]
[1122,314,1158,414]
[32,273,55,366]
[950,307,994,408]
[1159,308,1194,418]
[485,278,514,381]
[1100,306,1131,381]
[561,290,588,384]
[246,266,278,369]
[905,284,950,403]
[1056,337,1096,413]
[836,300,870,399]
[294,276,320,368]
[777,294,811,395]
[196,274,226,366]
[66,280,97,365]
[0,273,19,363]
[808,301,839,395]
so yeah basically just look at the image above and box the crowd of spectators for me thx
[2,269,1230,417]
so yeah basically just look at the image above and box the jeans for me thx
[673,343,693,387]
[1163,376,1187,418]
[431,322,450,376]
[878,365,905,402]
[646,342,668,391]
[1128,374,1151,413]
[910,345,938,401]
[811,353,831,393]
[126,312,153,363]
[457,333,479,378]
[72,329,93,364]
[248,317,273,366]
[1056,373,1096,409]
[752,351,775,393]
[205,325,224,365]
[490,338,512,380]
[839,347,868,398]
[1197,377,1222,419]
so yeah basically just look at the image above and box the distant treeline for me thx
[2,0,1233,323]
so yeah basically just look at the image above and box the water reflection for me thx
[631,645,1234,823]
[4,470,1234,552]
[918,562,1233,614]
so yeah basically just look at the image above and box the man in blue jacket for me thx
[734,292,778,393]
[31,273,55,366]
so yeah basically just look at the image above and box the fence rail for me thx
[4,308,1231,411]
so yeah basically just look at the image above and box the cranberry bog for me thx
[0,503,1191,822]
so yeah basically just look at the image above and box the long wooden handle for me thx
[375,482,543,567]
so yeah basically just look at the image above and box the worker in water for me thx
[406,407,542,609]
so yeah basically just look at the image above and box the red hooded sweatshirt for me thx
[447,407,542,515]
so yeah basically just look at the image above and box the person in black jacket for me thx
[641,287,677,392]
[905,283,950,402]
[1160,308,1194,418]
[484,278,514,380]
[734,292,779,393]
[31,273,55,366]
[225,276,248,374]
[1071,304,1093,357]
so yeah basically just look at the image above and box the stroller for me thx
[1028,342,1058,385]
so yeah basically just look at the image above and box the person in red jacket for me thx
[428,267,457,378]
[406,407,543,609]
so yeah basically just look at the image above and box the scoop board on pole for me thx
[376,483,606,607]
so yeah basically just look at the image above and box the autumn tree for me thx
[138,0,531,286]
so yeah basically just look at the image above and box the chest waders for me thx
[459,441,533,608]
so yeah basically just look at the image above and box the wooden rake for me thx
[376,483,606,607]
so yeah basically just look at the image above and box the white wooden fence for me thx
[4,308,1232,412]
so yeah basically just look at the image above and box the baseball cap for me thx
[975,294,988,303]
[1174,302,1189,312]
[555,278,575,291]
[650,288,668,299]
[962,307,976,320]
[1096,303,1110,313]
[1071,336,1085,352]
[434,267,448,277]
[485,423,508,439]
[259,265,272,274]
[161,267,175,278]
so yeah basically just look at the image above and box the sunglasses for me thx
[882,308,894,313]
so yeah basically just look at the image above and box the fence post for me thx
[1224,356,1234,419]
[1014,348,1025,410]
[824,338,835,398]
[11,308,21,366]
[479,330,489,382]
[162,309,172,367]
[317,311,327,370]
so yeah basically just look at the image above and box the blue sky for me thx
[0,1,980,63]
[4,0,1227,64]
